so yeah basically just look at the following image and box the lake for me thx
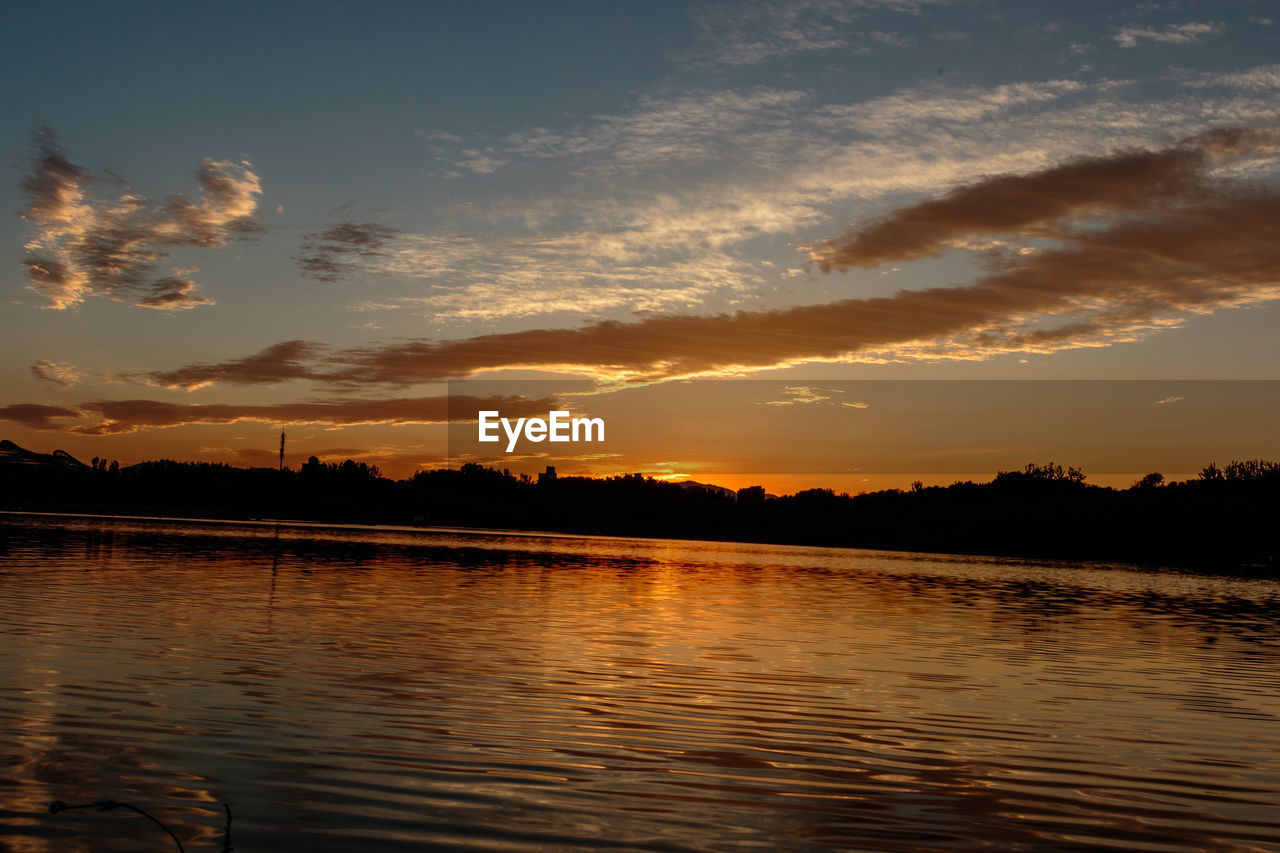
[1,513,1278,851]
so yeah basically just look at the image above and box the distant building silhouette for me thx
[538,465,557,484]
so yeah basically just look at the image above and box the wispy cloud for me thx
[360,230,763,322]
[810,79,1085,135]
[69,396,460,436]
[759,385,868,408]
[135,276,217,311]
[684,0,935,67]
[453,149,509,176]
[1,394,558,436]
[500,88,810,175]
[343,129,1276,379]
[762,385,837,405]
[1182,63,1280,92]
[30,360,80,388]
[389,81,1093,324]
[141,126,1280,386]
[1112,22,1223,48]
[391,65,1280,329]
[18,128,259,310]
[1155,396,1184,405]
[295,221,399,282]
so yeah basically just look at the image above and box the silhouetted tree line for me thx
[2,448,1276,571]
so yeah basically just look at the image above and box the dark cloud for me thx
[141,126,1280,384]
[0,404,83,430]
[315,287,1009,383]
[806,127,1277,271]
[320,165,1280,379]
[66,395,558,436]
[18,128,259,310]
[137,340,322,389]
[295,221,399,282]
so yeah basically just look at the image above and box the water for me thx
[1,513,1278,852]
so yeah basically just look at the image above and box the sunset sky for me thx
[2,0,1278,491]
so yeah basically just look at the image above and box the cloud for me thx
[763,385,835,405]
[0,404,83,430]
[377,62,1280,335]
[323,132,1280,382]
[805,128,1274,271]
[386,65,1280,330]
[142,127,1280,386]
[810,79,1085,137]
[760,386,868,408]
[1155,396,1184,405]
[30,360,80,388]
[18,128,259,310]
[500,88,810,175]
[137,340,323,390]
[136,277,216,311]
[1183,64,1280,92]
[319,283,1012,382]
[454,149,509,175]
[1112,22,1223,48]
[65,395,559,436]
[361,231,762,322]
[684,0,935,67]
[295,221,399,282]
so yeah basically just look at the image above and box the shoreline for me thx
[3,507,1269,578]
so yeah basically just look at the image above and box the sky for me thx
[2,0,1278,491]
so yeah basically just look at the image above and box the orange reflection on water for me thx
[2,515,1279,851]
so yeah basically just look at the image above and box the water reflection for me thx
[0,513,1278,851]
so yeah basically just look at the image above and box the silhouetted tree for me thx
[993,462,1086,487]
[1222,459,1280,481]
[4,440,1278,570]
[1200,462,1224,481]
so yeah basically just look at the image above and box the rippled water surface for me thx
[1,513,1279,852]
